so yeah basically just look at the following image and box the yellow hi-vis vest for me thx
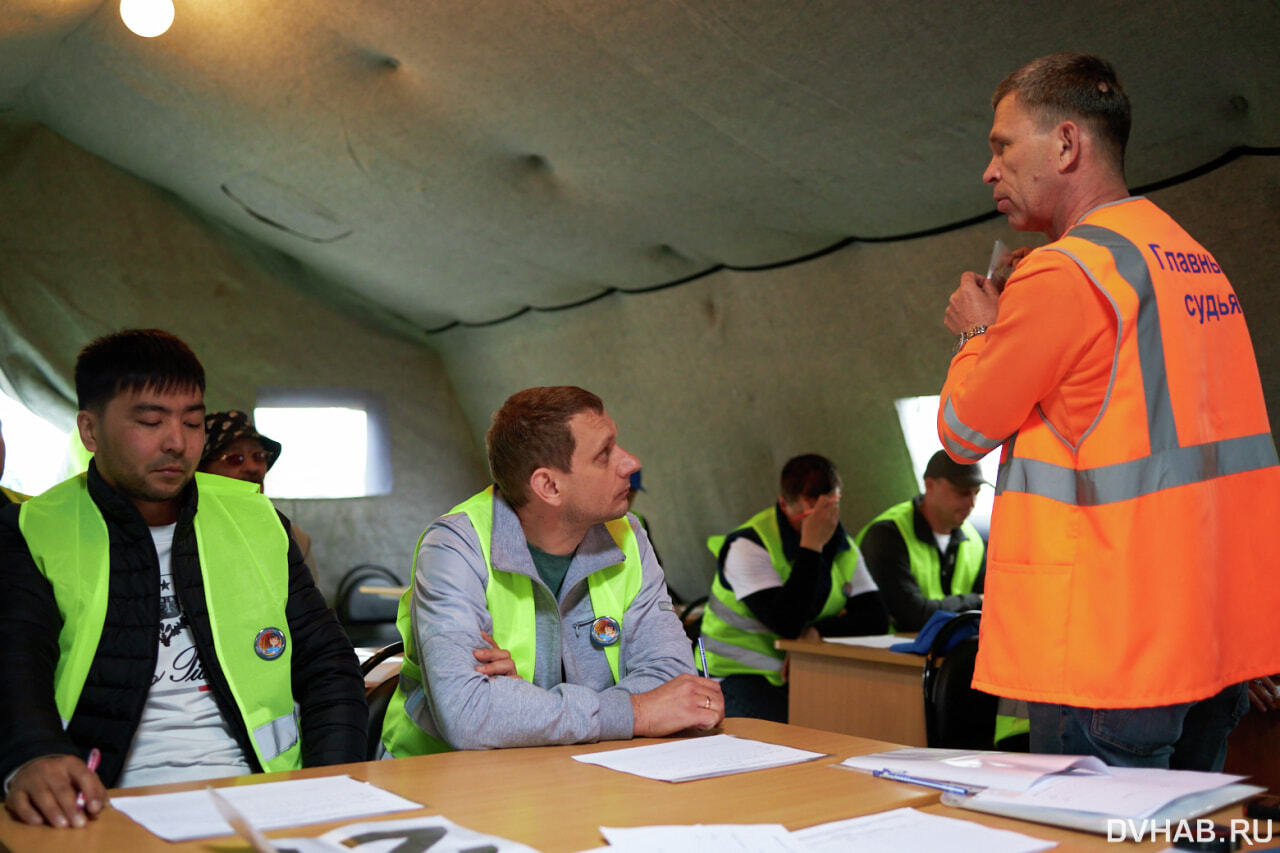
[853,499,984,602]
[701,507,860,687]
[380,486,644,757]
[18,472,301,772]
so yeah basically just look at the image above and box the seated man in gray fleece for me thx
[380,386,723,754]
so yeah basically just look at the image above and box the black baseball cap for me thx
[923,449,986,488]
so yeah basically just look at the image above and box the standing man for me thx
[699,455,888,722]
[939,53,1280,769]
[855,449,984,632]
[381,386,721,755]
[0,330,366,829]
[199,410,318,580]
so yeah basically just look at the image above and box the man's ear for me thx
[1056,120,1082,172]
[77,410,99,453]
[528,467,563,507]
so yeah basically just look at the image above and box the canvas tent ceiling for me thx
[2,1,1277,331]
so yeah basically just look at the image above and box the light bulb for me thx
[120,0,175,38]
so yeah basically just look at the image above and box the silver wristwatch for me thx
[954,324,988,353]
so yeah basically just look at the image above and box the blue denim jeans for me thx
[1027,682,1250,770]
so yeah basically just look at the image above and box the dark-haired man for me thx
[0,329,366,829]
[199,410,317,580]
[939,53,1280,768]
[381,386,720,755]
[699,455,888,722]
[855,450,985,632]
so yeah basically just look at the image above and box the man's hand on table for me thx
[631,673,725,737]
[5,754,107,829]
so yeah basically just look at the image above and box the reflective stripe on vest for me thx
[701,507,860,687]
[381,486,644,757]
[961,198,1280,706]
[853,499,983,602]
[986,223,1278,506]
[19,472,300,770]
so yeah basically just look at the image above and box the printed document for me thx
[598,823,805,852]
[110,775,423,841]
[270,815,538,852]
[572,734,826,782]
[792,807,1057,853]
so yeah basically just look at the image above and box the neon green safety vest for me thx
[701,507,862,687]
[380,486,644,757]
[854,499,983,603]
[18,472,301,772]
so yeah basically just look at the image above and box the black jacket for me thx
[0,463,367,787]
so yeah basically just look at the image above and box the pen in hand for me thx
[697,637,709,677]
[76,747,101,810]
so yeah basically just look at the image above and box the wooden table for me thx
[778,636,929,745]
[0,718,1257,852]
[0,719,931,852]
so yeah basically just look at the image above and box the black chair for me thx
[362,639,404,759]
[336,563,404,646]
[922,611,999,749]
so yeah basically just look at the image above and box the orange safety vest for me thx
[945,197,1280,708]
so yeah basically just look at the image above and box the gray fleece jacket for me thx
[402,490,693,749]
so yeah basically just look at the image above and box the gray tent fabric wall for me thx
[439,155,1280,601]
[0,121,488,599]
[3,118,1278,602]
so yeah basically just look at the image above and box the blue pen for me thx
[872,768,973,796]
[697,637,709,677]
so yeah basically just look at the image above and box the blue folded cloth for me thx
[889,610,979,655]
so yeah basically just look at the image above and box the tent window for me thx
[894,395,997,536]
[0,387,72,496]
[254,389,392,499]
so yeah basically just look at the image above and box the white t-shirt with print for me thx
[116,523,252,788]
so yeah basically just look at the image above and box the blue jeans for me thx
[1027,682,1250,770]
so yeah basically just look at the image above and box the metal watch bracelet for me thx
[954,324,988,353]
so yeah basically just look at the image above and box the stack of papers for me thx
[842,747,1263,833]
[572,733,827,782]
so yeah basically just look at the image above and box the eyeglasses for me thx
[213,451,275,466]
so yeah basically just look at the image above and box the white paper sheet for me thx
[819,634,905,649]
[842,747,1108,792]
[970,766,1246,820]
[572,734,826,782]
[110,775,424,841]
[272,815,539,852]
[598,823,806,852]
[792,807,1057,853]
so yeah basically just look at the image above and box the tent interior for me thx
[3,0,1278,602]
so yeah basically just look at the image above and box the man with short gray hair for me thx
[939,53,1280,769]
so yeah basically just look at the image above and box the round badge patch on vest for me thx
[590,616,621,647]
[255,627,287,660]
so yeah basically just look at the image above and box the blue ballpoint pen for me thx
[697,637,709,677]
[872,769,974,796]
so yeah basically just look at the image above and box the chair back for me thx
[922,611,998,748]
[336,563,404,645]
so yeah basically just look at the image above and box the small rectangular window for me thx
[895,395,997,536]
[255,388,392,499]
